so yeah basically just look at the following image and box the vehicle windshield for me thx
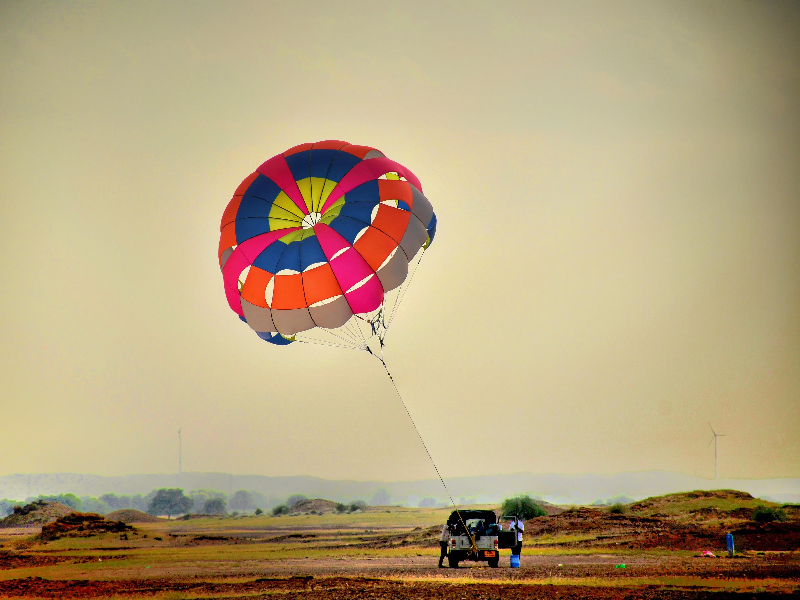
[465,519,484,531]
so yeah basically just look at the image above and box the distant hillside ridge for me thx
[0,471,798,506]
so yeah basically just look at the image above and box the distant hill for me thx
[1,471,798,507]
[0,501,74,528]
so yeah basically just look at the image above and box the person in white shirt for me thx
[508,517,524,555]
[438,523,450,568]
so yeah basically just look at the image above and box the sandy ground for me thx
[1,552,798,598]
[1,497,798,599]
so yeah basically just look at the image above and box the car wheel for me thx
[448,555,459,568]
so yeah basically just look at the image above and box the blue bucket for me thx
[510,554,520,568]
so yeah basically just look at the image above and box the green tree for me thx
[202,497,226,514]
[271,504,289,516]
[147,488,193,519]
[229,490,255,511]
[286,494,307,507]
[80,496,110,514]
[190,489,227,513]
[39,493,81,510]
[370,488,391,506]
[99,493,133,510]
[500,494,546,519]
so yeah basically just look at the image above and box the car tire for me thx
[488,557,499,568]
[448,555,459,568]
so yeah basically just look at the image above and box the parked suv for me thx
[446,510,517,568]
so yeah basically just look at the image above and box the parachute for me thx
[216,140,474,533]
[218,141,436,352]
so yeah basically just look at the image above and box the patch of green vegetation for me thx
[753,505,787,523]
[271,504,289,516]
[500,495,546,519]
[608,503,626,515]
[628,490,778,520]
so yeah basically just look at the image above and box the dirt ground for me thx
[1,574,796,599]
[0,494,797,599]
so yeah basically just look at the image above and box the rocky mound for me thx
[290,499,340,514]
[628,490,755,512]
[39,513,134,540]
[0,501,75,528]
[106,509,162,523]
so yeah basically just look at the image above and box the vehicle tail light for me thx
[451,539,456,547]
[494,538,498,548]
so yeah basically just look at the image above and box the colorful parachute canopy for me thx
[219,141,436,346]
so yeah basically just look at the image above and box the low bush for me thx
[753,506,787,523]
[349,500,367,513]
[500,495,546,519]
[254,508,263,516]
[271,504,289,516]
[608,503,627,515]
[335,503,348,513]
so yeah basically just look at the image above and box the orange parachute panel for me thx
[271,273,307,310]
[241,266,273,308]
[301,263,343,306]
[353,227,398,271]
[371,204,411,244]
[220,194,243,230]
[218,221,238,259]
[378,179,413,206]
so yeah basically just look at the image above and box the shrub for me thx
[753,506,787,523]
[608,503,627,515]
[254,508,263,516]
[500,495,546,520]
[272,504,289,516]
[349,500,367,513]
[335,503,348,513]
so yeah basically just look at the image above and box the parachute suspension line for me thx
[388,249,426,329]
[341,319,364,349]
[369,352,474,551]
[321,324,360,348]
[295,337,355,350]
[352,315,370,349]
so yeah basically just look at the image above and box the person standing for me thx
[508,517,524,555]
[438,523,450,567]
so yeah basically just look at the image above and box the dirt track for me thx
[0,574,793,599]
[1,553,798,598]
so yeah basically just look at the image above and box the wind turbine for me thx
[709,424,725,480]
[178,428,182,480]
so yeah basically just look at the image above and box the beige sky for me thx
[1,1,798,483]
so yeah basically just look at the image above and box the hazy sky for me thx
[1,1,798,483]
